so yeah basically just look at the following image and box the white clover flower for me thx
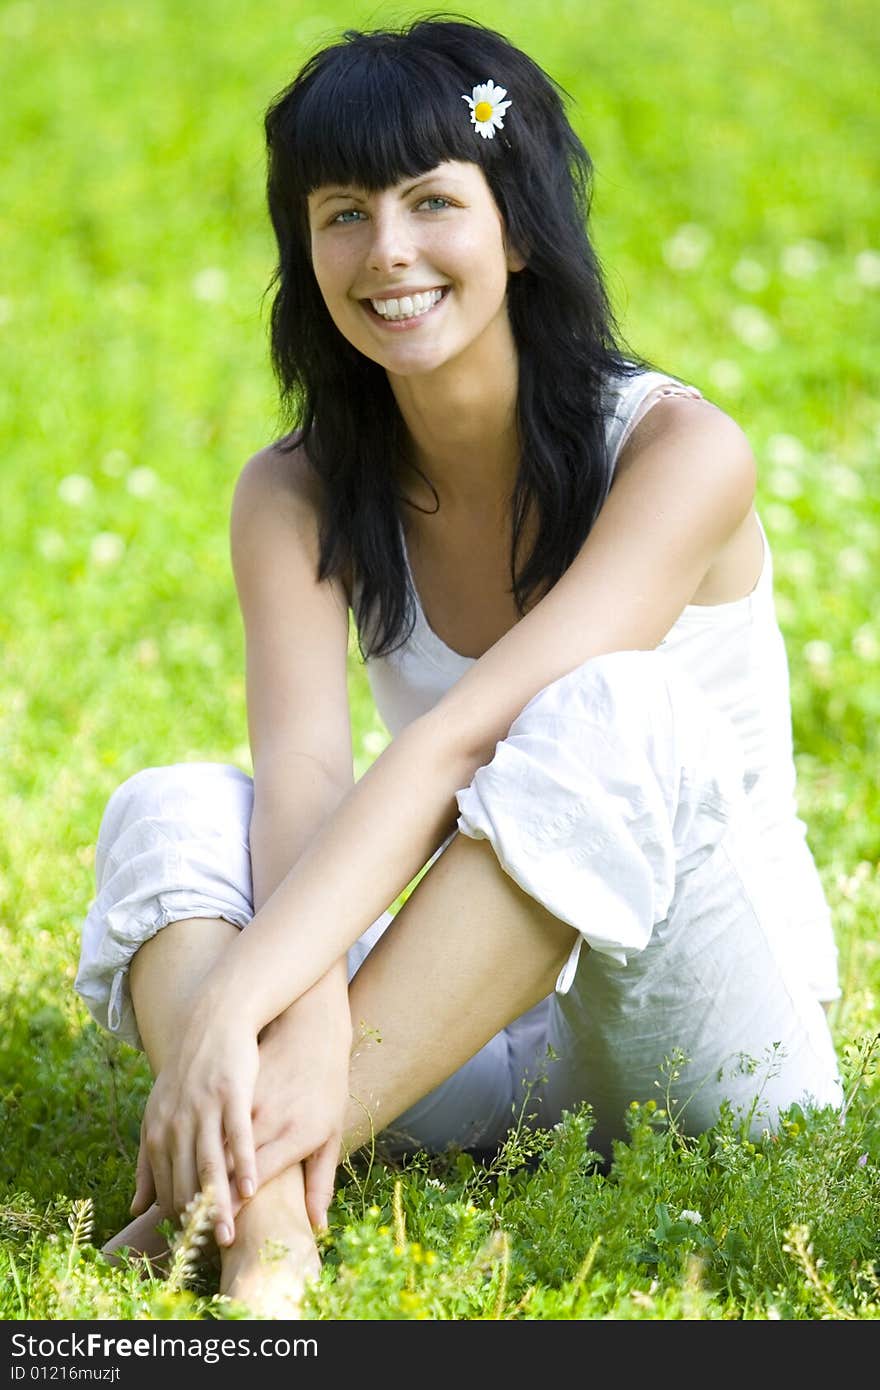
[730,305,778,351]
[854,250,880,287]
[192,267,228,302]
[785,550,815,581]
[662,223,711,272]
[134,638,160,667]
[36,529,65,561]
[679,1209,703,1225]
[200,641,222,668]
[90,532,125,567]
[708,359,743,393]
[110,281,145,311]
[803,639,833,669]
[774,593,795,626]
[731,257,769,292]
[762,502,795,534]
[126,466,159,497]
[838,546,868,577]
[768,468,802,500]
[781,240,826,278]
[836,863,872,899]
[827,464,864,499]
[462,80,512,139]
[101,449,129,476]
[58,474,94,506]
[853,626,879,661]
[766,433,806,467]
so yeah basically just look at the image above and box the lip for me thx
[361,286,450,330]
[360,284,447,299]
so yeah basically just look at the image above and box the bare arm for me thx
[230,441,356,1004]
[207,398,758,1033]
[230,441,355,903]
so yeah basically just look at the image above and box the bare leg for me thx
[103,918,320,1317]
[341,834,574,1152]
[104,838,573,1314]
[100,920,241,1274]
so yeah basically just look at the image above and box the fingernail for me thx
[319,1209,329,1231]
[216,1223,233,1247]
[239,1178,255,1198]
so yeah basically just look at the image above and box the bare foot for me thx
[101,1204,173,1275]
[220,1229,321,1320]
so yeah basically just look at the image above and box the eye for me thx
[417,196,453,212]
[331,208,366,225]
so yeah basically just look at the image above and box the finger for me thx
[129,1134,157,1216]
[170,1122,201,1222]
[252,1131,303,1191]
[303,1137,341,1233]
[224,1099,257,1206]
[228,1178,245,1222]
[196,1123,235,1248]
[227,1162,261,1220]
[144,1127,175,1224]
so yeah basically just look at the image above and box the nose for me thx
[366,207,416,274]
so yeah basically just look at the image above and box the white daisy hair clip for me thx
[462,80,512,140]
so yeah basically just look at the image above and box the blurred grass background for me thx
[0,0,877,1232]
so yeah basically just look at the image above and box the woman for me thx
[77,17,842,1317]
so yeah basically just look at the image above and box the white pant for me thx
[76,652,842,1158]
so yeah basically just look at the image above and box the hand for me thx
[250,1006,350,1234]
[220,968,352,1231]
[130,1000,259,1248]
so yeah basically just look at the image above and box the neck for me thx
[388,325,521,513]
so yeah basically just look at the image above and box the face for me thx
[306,160,524,379]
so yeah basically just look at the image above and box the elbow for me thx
[252,752,353,812]
[410,704,501,791]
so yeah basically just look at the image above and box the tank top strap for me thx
[604,369,704,473]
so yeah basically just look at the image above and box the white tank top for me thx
[355,368,839,999]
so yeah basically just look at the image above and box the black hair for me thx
[264,13,648,658]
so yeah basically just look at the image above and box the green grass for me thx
[1,0,878,1320]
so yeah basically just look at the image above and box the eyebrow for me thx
[312,174,451,210]
[313,190,362,209]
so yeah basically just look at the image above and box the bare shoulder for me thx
[616,393,757,497]
[613,393,761,604]
[232,437,358,601]
[232,437,339,589]
[232,436,322,525]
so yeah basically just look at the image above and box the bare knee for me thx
[129,916,242,1071]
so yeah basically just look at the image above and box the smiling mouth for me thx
[364,287,448,322]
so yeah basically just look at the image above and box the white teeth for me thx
[370,288,444,320]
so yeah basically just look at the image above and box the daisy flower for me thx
[462,80,512,140]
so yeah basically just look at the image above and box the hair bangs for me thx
[286,43,488,196]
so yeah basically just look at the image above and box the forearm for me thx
[206,714,479,1033]
[249,757,352,911]
[249,761,353,1025]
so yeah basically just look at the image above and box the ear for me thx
[506,243,527,273]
